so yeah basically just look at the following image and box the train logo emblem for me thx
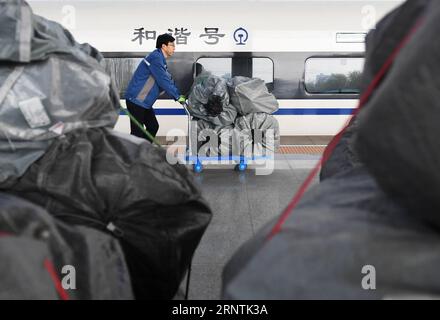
[234,27,248,45]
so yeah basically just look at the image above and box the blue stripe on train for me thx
[119,108,356,116]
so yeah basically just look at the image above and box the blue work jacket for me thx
[125,48,180,109]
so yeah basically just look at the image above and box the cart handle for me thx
[181,101,192,117]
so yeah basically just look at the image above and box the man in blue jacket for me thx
[125,33,186,142]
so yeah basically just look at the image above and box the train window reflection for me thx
[196,57,274,90]
[103,57,142,98]
[196,58,232,79]
[305,57,364,94]
[252,58,274,84]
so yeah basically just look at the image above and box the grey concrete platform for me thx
[157,135,332,146]
[176,153,320,299]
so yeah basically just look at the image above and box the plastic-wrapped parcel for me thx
[227,76,279,115]
[0,0,120,184]
[188,73,280,157]
[188,71,238,127]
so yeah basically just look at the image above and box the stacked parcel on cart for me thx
[187,72,280,158]
[0,0,212,299]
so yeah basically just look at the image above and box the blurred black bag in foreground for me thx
[0,0,212,299]
[223,0,440,299]
[223,166,440,299]
[4,128,212,299]
[320,0,430,180]
[0,192,134,299]
[355,0,440,228]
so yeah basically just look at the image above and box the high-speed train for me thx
[29,0,404,138]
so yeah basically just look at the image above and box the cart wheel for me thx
[193,162,203,173]
[235,162,247,172]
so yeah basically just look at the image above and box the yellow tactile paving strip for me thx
[165,145,327,155]
[278,145,326,155]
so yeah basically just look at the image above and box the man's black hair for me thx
[156,33,176,49]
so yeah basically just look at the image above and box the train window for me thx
[196,57,274,90]
[103,57,143,98]
[252,58,274,84]
[196,58,232,79]
[305,57,364,94]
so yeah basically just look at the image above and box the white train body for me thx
[29,0,403,137]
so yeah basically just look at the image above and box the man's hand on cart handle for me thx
[178,95,187,104]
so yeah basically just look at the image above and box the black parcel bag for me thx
[4,128,213,299]
[0,192,133,299]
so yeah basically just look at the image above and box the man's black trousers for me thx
[126,100,159,143]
